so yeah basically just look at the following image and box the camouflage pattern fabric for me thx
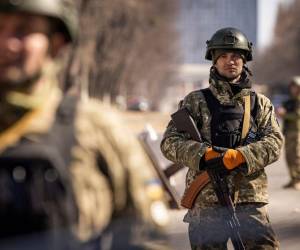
[282,97,300,182]
[189,203,279,250]
[0,62,169,245]
[285,131,300,182]
[282,97,300,133]
[74,99,170,241]
[161,69,283,212]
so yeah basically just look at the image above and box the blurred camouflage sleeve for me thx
[160,92,209,171]
[237,94,284,175]
[282,99,300,121]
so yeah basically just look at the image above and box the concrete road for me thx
[166,151,300,250]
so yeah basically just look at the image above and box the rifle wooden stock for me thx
[171,107,211,209]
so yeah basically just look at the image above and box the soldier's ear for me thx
[49,32,68,57]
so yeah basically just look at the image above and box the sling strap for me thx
[233,94,251,204]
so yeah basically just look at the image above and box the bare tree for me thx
[253,0,300,90]
[65,0,179,107]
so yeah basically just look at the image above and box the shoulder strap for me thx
[201,88,219,114]
[55,95,79,123]
[250,91,258,120]
[241,95,251,141]
[46,94,79,166]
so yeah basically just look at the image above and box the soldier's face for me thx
[289,84,300,97]
[0,13,51,89]
[214,52,244,82]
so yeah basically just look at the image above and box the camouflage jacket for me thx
[161,70,283,220]
[0,62,168,241]
[282,96,300,133]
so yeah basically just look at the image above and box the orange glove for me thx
[204,147,221,161]
[222,149,245,170]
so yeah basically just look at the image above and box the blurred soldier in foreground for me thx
[276,77,300,190]
[0,0,169,249]
[161,27,283,249]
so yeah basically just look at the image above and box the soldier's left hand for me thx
[222,149,245,170]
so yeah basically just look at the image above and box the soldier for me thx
[0,0,169,249]
[277,77,300,190]
[161,27,283,250]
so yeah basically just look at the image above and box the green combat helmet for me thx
[205,27,253,62]
[0,0,78,42]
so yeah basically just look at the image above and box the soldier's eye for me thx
[232,54,241,60]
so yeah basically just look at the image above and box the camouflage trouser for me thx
[285,131,300,182]
[188,203,279,250]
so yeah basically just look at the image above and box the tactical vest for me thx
[0,95,79,238]
[201,88,258,148]
[283,99,300,132]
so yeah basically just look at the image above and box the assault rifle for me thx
[171,107,245,250]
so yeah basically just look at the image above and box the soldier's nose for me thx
[0,37,23,63]
[6,37,23,53]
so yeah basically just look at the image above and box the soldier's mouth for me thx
[225,69,237,73]
[0,61,19,69]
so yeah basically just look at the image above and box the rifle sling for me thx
[241,95,251,141]
[233,94,251,205]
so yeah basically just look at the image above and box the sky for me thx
[258,0,293,48]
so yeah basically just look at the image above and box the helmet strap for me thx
[243,65,252,76]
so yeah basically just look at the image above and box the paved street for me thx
[166,151,300,250]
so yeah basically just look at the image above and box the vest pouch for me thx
[214,130,241,148]
[201,88,258,148]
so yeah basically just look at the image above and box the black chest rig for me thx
[283,99,300,131]
[284,99,299,113]
[0,95,79,238]
[202,88,258,148]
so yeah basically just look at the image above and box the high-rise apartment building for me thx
[179,0,257,64]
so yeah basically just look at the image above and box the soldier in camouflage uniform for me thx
[161,27,283,250]
[0,0,169,249]
[277,77,300,190]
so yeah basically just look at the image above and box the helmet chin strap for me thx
[243,65,252,76]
